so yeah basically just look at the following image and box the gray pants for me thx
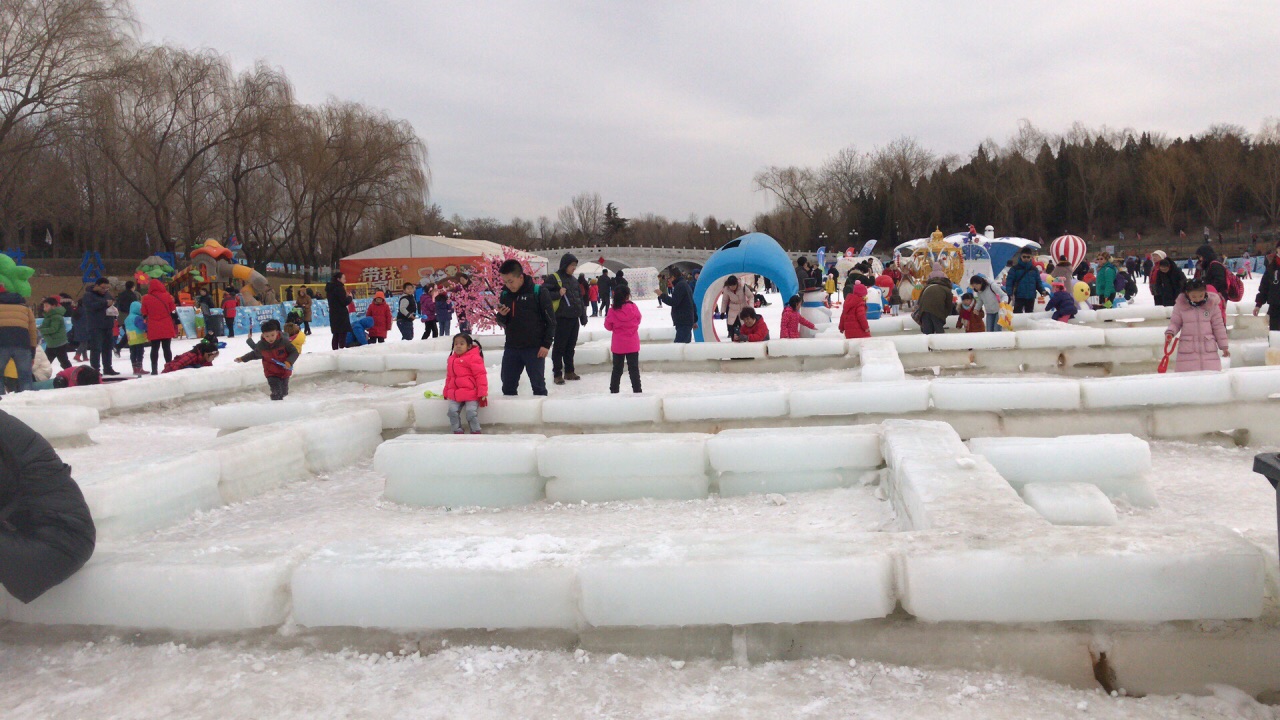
[267,376,289,401]
[0,346,33,394]
[448,400,480,433]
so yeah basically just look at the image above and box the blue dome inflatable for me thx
[693,233,799,342]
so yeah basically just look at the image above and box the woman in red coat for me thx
[140,279,177,374]
[364,292,392,343]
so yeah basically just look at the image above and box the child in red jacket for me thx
[365,292,392,343]
[733,307,769,342]
[444,333,488,433]
[956,292,986,332]
[839,283,871,339]
[780,295,816,339]
[235,319,299,400]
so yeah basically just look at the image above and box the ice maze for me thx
[3,308,1280,696]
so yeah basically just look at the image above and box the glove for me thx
[580,316,588,327]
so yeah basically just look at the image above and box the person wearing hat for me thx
[1045,281,1079,322]
[0,409,96,603]
[235,319,298,400]
[364,291,392,344]
[162,335,221,373]
[543,253,589,385]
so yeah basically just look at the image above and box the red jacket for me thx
[838,285,870,339]
[365,299,392,339]
[140,279,177,340]
[239,335,300,379]
[738,318,769,342]
[957,304,986,332]
[780,306,815,339]
[444,346,488,402]
[221,295,238,319]
[163,347,215,373]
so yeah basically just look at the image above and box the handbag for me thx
[997,301,1014,330]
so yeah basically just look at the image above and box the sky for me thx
[130,0,1280,229]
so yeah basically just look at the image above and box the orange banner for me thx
[339,256,481,294]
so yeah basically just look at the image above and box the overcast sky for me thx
[131,1,1280,228]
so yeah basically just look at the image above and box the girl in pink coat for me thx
[604,284,642,393]
[1166,279,1229,372]
[444,333,488,433]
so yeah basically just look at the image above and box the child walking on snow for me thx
[235,319,299,400]
[604,284,642,393]
[444,333,487,434]
[780,295,816,339]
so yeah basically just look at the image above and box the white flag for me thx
[44,229,52,245]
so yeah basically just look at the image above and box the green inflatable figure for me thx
[0,254,34,298]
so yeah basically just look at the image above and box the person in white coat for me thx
[968,274,1007,332]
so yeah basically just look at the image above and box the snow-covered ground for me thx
[4,273,1279,718]
[3,638,1276,720]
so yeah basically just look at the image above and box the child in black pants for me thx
[235,319,299,400]
[603,285,642,393]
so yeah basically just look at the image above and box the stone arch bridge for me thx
[540,245,809,275]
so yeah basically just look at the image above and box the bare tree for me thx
[1061,123,1124,233]
[0,0,132,153]
[555,191,602,244]
[1189,124,1247,230]
[1141,142,1187,230]
[1246,119,1280,226]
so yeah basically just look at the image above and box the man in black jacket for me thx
[113,280,139,350]
[543,253,589,384]
[494,259,555,396]
[659,272,697,343]
[597,269,613,317]
[80,278,117,375]
[1254,241,1280,331]
[0,410,96,603]
[325,272,352,350]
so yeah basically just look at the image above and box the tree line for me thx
[1,0,430,278]
[442,120,1280,259]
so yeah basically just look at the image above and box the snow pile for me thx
[662,388,788,422]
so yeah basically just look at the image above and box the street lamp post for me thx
[699,228,710,247]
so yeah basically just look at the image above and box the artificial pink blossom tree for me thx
[449,246,537,333]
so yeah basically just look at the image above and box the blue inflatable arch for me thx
[693,233,800,342]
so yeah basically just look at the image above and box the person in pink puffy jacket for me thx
[603,284,642,393]
[443,333,488,433]
[1166,278,1229,372]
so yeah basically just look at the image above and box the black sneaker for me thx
[102,370,120,376]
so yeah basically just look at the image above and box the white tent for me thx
[340,235,548,290]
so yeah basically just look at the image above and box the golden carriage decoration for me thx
[902,228,965,284]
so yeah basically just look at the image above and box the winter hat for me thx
[374,291,385,300]
[261,319,282,333]
[44,295,60,306]
[559,253,578,272]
